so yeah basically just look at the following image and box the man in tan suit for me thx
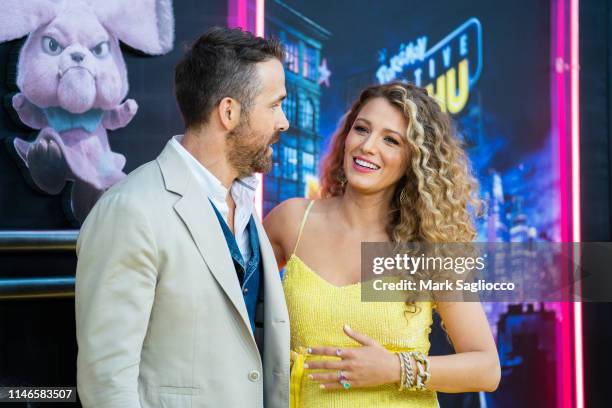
[75,27,290,407]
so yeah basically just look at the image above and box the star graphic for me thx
[317,58,331,87]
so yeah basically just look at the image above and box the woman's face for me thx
[343,97,409,195]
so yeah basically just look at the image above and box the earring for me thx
[400,188,409,204]
[337,170,347,188]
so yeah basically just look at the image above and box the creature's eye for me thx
[42,36,63,56]
[91,41,110,58]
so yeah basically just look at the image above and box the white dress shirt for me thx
[170,135,258,264]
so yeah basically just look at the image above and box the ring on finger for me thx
[341,380,351,390]
[337,370,347,381]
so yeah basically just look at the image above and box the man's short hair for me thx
[175,27,285,128]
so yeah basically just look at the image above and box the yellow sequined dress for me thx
[283,201,438,408]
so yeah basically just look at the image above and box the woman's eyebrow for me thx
[355,117,402,136]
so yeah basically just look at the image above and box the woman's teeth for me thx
[354,158,380,170]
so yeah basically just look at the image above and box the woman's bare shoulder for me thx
[265,197,311,224]
[264,197,339,231]
[263,198,312,258]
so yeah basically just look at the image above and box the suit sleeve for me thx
[75,193,158,408]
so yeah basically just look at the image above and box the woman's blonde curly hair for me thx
[320,81,481,243]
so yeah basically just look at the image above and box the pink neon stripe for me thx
[237,0,247,29]
[570,0,584,406]
[557,0,569,244]
[560,3,572,407]
[574,301,584,407]
[555,2,570,403]
[571,2,581,244]
[553,1,573,407]
[550,0,567,408]
[227,0,247,30]
[256,0,265,37]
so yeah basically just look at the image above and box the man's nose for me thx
[278,111,290,132]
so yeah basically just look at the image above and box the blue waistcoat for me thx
[210,202,262,334]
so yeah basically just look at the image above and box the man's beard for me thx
[226,119,278,178]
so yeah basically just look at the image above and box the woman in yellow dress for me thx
[264,82,500,407]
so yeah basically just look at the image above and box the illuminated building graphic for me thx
[263,0,330,215]
[376,18,483,115]
[489,303,558,408]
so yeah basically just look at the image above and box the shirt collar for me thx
[169,134,259,204]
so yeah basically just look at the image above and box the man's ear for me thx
[217,97,241,132]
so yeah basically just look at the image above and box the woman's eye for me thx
[42,36,63,56]
[384,136,400,145]
[91,41,110,58]
[354,126,368,133]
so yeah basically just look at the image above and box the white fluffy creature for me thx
[0,0,174,221]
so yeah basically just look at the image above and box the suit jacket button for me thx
[243,287,249,294]
[248,370,261,382]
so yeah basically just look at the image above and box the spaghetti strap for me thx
[292,200,315,255]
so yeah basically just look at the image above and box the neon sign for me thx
[376,18,483,114]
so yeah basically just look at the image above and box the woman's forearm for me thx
[385,350,500,393]
[423,351,501,393]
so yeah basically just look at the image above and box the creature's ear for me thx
[94,0,174,55]
[0,0,60,42]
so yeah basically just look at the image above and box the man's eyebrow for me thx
[274,93,287,103]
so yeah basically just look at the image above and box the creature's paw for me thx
[11,93,26,111]
[123,99,138,116]
[103,99,139,130]
[11,93,47,129]
[26,128,69,194]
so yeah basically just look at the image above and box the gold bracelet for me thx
[409,351,431,390]
[401,352,415,389]
[397,353,406,391]
[407,353,415,389]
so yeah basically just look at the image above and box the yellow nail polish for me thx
[304,363,309,369]
[308,374,313,380]
[319,384,325,389]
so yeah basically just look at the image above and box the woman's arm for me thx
[306,302,500,393]
[425,301,500,392]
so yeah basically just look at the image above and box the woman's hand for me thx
[305,325,400,389]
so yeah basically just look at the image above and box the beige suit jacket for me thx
[75,141,290,407]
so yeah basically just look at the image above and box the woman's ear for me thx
[94,0,174,55]
[217,97,242,132]
[0,0,59,42]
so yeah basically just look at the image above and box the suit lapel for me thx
[157,142,254,342]
[253,215,290,381]
[253,216,289,323]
